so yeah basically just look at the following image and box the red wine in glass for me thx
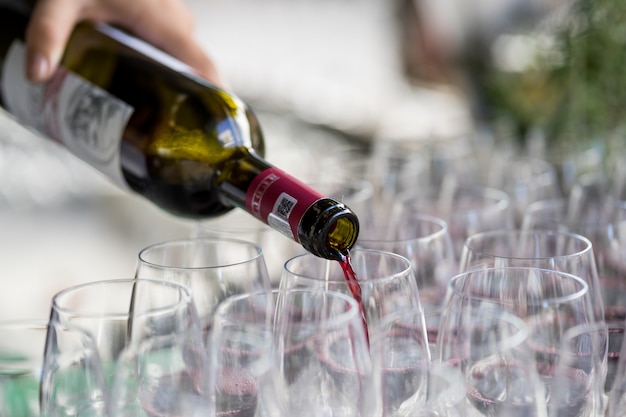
[139,369,210,417]
[466,360,540,417]
[467,360,590,417]
[140,368,257,417]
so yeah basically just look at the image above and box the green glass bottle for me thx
[0,3,359,260]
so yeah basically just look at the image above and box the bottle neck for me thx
[217,152,358,259]
[219,152,323,243]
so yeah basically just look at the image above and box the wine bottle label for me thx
[246,168,322,242]
[1,41,133,187]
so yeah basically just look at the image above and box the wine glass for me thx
[191,211,304,287]
[41,320,107,417]
[520,198,568,231]
[374,133,484,196]
[271,288,375,417]
[418,361,466,417]
[395,185,515,260]
[207,289,278,417]
[356,211,457,311]
[521,174,626,236]
[310,178,378,238]
[368,308,431,417]
[280,249,428,416]
[438,267,601,417]
[459,229,605,323]
[280,248,425,336]
[487,155,562,227]
[550,322,608,417]
[135,237,272,337]
[43,278,205,417]
[593,218,626,394]
[319,141,427,209]
[0,320,48,417]
[446,307,546,417]
[208,288,374,417]
[522,194,626,393]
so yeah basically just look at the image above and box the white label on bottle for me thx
[1,41,134,187]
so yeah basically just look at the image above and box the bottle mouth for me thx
[299,199,360,261]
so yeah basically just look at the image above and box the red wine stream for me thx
[339,252,369,346]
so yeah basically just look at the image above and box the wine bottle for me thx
[0,3,359,260]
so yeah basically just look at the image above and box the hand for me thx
[24,0,226,87]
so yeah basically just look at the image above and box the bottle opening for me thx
[298,198,360,261]
[328,217,359,255]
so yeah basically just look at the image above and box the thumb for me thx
[25,0,82,82]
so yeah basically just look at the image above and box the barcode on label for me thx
[276,194,296,218]
[267,193,298,240]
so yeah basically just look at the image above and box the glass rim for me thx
[525,197,626,229]
[137,236,265,270]
[359,212,449,244]
[213,288,361,330]
[447,266,590,306]
[464,185,511,216]
[396,185,511,216]
[462,228,594,260]
[0,319,48,329]
[0,318,48,329]
[524,197,565,212]
[51,278,194,319]
[283,248,413,284]
[561,320,608,340]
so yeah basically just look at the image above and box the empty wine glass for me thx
[0,320,48,417]
[375,134,483,196]
[321,141,428,208]
[310,178,378,238]
[191,211,304,287]
[520,198,568,232]
[135,237,272,337]
[41,321,106,417]
[395,185,515,260]
[356,211,457,311]
[44,278,206,417]
[521,175,626,236]
[438,267,601,417]
[459,229,604,323]
[487,155,562,227]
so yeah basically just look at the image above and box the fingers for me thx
[25,0,83,82]
[116,0,228,88]
[23,0,227,88]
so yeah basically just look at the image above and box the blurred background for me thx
[1,0,624,319]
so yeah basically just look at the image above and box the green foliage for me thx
[477,0,626,148]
